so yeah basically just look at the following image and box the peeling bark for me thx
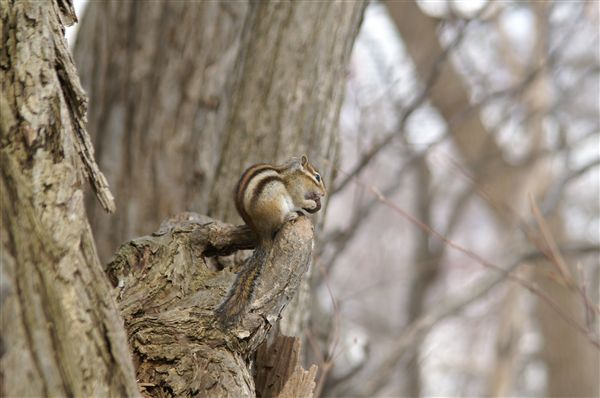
[255,336,317,398]
[1,0,365,395]
[107,213,315,397]
[0,0,137,396]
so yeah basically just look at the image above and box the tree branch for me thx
[106,213,315,397]
[359,244,600,396]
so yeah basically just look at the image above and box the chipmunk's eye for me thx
[314,173,321,182]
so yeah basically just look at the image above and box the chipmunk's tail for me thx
[215,244,270,326]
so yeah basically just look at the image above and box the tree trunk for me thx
[107,213,316,396]
[74,0,365,264]
[74,1,249,263]
[0,1,138,396]
[71,0,366,394]
[75,1,365,342]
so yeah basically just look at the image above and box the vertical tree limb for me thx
[0,1,137,396]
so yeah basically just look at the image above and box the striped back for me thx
[234,163,283,231]
[233,155,325,232]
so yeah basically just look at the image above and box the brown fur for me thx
[216,156,326,326]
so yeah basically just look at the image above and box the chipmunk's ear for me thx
[300,155,308,167]
[287,156,303,171]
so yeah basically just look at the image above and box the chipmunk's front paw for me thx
[303,194,322,214]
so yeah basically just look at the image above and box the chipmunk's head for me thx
[287,154,326,213]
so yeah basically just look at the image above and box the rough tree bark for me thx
[74,0,366,340]
[108,213,316,396]
[0,0,138,396]
[1,0,365,395]
[384,1,599,396]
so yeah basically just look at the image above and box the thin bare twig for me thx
[541,156,600,215]
[359,243,599,397]
[343,171,600,350]
[331,13,475,196]
[529,195,573,282]
[434,153,600,323]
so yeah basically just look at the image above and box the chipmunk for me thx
[215,155,326,326]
